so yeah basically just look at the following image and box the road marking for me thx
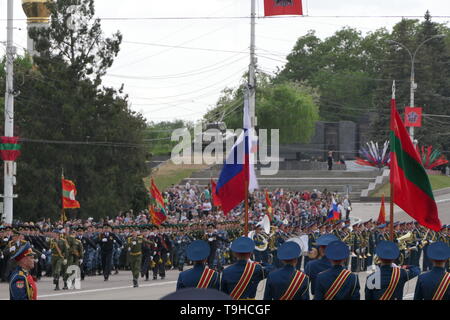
[37,280,177,298]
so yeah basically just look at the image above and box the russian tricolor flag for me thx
[215,93,258,215]
[327,197,340,221]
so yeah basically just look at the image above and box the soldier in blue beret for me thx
[221,236,274,300]
[365,241,420,300]
[314,240,360,300]
[304,234,338,296]
[414,241,450,300]
[9,242,38,300]
[264,242,309,300]
[176,240,219,290]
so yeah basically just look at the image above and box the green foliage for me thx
[204,74,320,144]
[145,120,194,156]
[0,0,148,221]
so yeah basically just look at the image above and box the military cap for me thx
[231,237,255,253]
[186,240,210,261]
[316,234,338,246]
[427,242,450,261]
[377,224,386,229]
[376,241,399,260]
[277,241,301,260]
[325,240,350,261]
[11,242,34,261]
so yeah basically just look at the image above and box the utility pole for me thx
[3,0,16,224]
[249,0,257,127]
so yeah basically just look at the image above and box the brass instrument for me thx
[397,232,413,251]
[308,247,319,260]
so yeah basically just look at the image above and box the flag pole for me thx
[389,81,395,241]
[244,179,249,237]
[61,167,65,224]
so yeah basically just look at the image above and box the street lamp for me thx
[386,34,446,142]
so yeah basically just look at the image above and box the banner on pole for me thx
[404,107,422,127]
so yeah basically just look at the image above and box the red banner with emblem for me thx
[404,107,422,127]
[264,0,303,16]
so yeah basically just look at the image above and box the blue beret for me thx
[316,234,338,246]
[427,242,450,261]
[186,240,210,261]
[231,237,255,253]
[277,242,301,260]
[375,241,399,260]
[10,242,33,261]
[325,241,349,260]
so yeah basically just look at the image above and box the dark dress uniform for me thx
[414,241,450,300]
[264,264,309,300]
[314,265,360,300]
[9,243,37,300]
[177,263,220,290]
[414,266,449,300]
[97,231,122,281]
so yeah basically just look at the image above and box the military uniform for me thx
[221,237,274,300]
[50,233,69,290]
[63,233,84,289]
[9,243,37,300]
[264,242,310,300]
[176,240,220,290]
[126,233,153,287]
[365,241,420,300]
[314,240,360,300]
[414,242,450,300]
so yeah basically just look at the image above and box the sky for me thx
[1,0,450,124]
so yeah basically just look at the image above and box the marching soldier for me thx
[97,224,122,281]
[176,240,219,290]
[314,240,360,300]
[50,229,69,290]
[414,241,450,300]
[63,228,84,289]
[304,234,338,297]
[9,242,38,300]
[221,237,274,300]
[125,228,153,287]
[365,241,420,300]
[264,241,310,300]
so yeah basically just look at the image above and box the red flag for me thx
[150,178,165,209]
[149,204,166,226]
[264,0,303,17]
[62,178,80,209]
[390,97,441,231]
[377,194,386,224]
[211,179,222,207]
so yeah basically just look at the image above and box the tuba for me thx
[397,232,413,251]
[253,232,269,251]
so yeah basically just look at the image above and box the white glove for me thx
[208,238,214,241]
[42,249,46,253]
[9,246,16,252]
[128,247,131,251]
[177,241,181,244]
[153,251,157,255]
[41,254,46,260]
[0,254,3,259]
[150,256,153,261]
[113,240,116,243]
[102,238,107,242]
[132,241,136,245]
[3,238,8,242]
[63,259,67,265]
[80,259,83,264]
[391,263,398,268]
[166,253,170,257]
[154,243,157,248]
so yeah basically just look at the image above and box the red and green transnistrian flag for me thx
[390,98,441,231]
[149,204,166,226]
[62,178,80,209]
[150,178,165,209]
[0,136,21,161]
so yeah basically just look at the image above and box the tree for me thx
[0,0,149,221]
[204,74,320,144]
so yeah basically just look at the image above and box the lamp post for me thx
[386,34,445,142]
